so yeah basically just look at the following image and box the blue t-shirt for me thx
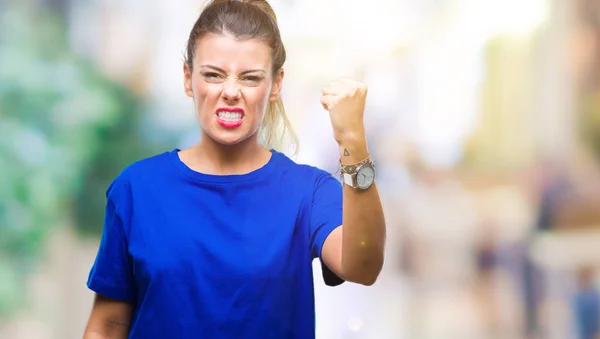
[87,149,344,339]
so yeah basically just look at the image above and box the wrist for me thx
[338,137,369,164]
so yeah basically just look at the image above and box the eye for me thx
[239,76,263,86]
[202,72,224,82]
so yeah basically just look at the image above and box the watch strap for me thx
[339,155,371,175]
[342,172,355,187]
[338,155,375,189]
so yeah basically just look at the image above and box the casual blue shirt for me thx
[87,149,344,339]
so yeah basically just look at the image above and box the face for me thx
[184,33,283,146]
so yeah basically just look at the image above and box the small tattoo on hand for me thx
[344,149,350,156]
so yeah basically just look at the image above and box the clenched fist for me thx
[321,78,368,145]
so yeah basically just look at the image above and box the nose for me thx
[221,77,241,101]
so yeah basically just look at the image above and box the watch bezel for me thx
[340,161,376,189]
[356,163,376,189]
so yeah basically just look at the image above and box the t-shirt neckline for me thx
[167,148,281,183]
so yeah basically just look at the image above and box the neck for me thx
[186,134,271,175]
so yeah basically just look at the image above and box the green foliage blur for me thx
[0,4,169,318]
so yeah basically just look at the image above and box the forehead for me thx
[195,33,272,71]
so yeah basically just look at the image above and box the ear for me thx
[183,62,194,98]
[269,68,284,102]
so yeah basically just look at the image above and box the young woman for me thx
[83,1,385,338]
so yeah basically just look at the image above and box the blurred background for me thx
[1,0,600,338]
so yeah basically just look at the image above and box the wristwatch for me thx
[339,156,376,189]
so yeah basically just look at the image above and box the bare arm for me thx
[83,294,133,339]
[321,136,386,286]
[319,78,386,286]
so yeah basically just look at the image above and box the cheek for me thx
[195,82,213,96]
[194,83,221,106]
[246,87,272,111]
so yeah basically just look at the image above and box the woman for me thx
[83,0,385,338]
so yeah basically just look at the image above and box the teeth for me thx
[217,111,243,121]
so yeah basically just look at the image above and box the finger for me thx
[321,85,344,96]
[320,94,337,110]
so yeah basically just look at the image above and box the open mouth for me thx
[215,108,244,128]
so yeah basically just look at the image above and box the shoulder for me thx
[107,150,174,200]
[273,150,340,189]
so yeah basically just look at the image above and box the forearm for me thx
[83,328,128,339]
[83,331,110,339]
[83,319,130,339]
[339,135,386,285]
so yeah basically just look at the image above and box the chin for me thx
[215,137,245,146]
[203,129,255,147]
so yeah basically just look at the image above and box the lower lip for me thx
[216,115,244,129]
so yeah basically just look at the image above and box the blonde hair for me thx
[261,98,298,155]
[186,0,299,155]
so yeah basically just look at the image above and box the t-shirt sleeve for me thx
[310,172,345,286]
[87,191,136,302]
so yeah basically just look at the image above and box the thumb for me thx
[320,94,337,111]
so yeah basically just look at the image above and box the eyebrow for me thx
[199,64,266,75]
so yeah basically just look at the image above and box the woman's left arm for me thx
[320,78,387,286]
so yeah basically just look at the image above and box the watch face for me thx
[357,164,375,189]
